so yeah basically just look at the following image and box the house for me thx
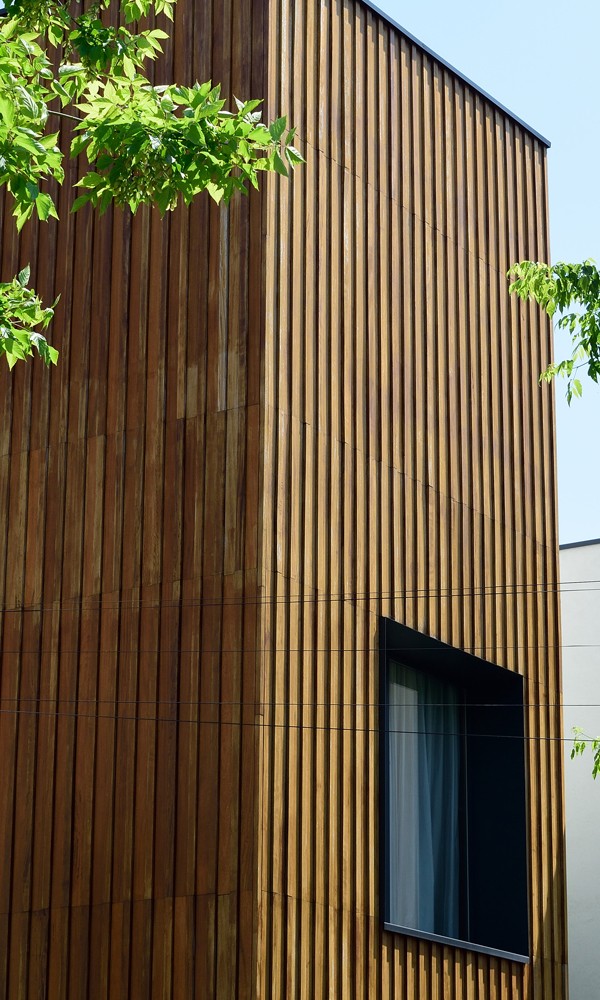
[560,538,600,1000]
[0,0,567,996]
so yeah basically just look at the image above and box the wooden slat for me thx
[0,0,265,994]
[0,0,565,997]
[257,1,565,999]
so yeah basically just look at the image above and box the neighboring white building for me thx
[560,538,600,1000]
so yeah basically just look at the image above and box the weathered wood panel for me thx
[0,1,268,997]
[0,0,566,997]
[258,0,566,997]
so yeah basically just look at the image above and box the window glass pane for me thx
[387,661,461,938]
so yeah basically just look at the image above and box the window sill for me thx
[383,922,530,965]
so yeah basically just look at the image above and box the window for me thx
[379,617,529,962]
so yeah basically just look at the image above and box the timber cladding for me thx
[259,0,564,997]
[0,1,565,999]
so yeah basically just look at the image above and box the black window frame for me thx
[379,616,530,963]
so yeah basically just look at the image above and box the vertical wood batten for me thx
[260,0,565,997]
[0,0,268,996]
[0,0,565,996]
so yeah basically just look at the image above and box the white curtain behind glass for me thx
[387,661,461,938]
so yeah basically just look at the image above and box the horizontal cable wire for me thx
[0,696,596,709]
[0,704,591,742]
[0,579,597,614]
[0,642,596,655]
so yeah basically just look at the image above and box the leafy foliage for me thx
[0,0,302,367]
[0,30,63,232]
[0,265,58,368]
[508,260,600,403]
[70,85,303,214]
[571,727,600,780]
[510,264,600,783]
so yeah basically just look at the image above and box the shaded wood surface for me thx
[0,1,267,997]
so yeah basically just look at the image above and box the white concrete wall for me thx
[560,540,600,1000]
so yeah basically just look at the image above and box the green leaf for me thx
[70,193,91,212]
[272,151,288,177]
[123,56,136,81]
[235,97,262,117]
[15,205,33,232]
[205,181,224,204]
[0,95,15,127]
[13,132,44,156]
[284,145,304,166]
[17,264,30,287]
[59,63,85,76]
[268,116,287,143]
[35,191,58,221]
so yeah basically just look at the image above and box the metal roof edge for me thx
[559,538,600,550]
[359,0,551,149]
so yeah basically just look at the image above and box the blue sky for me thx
[376,0,600,544]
